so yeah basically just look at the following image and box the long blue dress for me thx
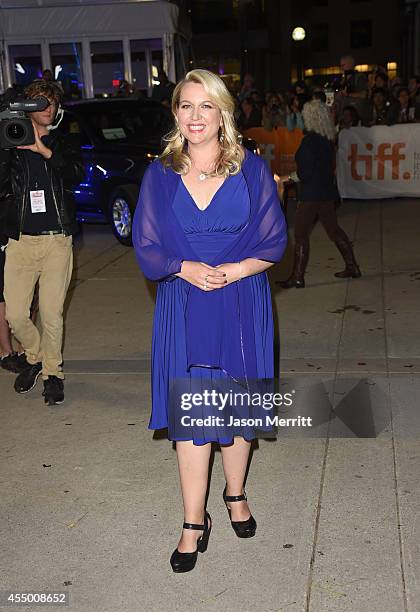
[149,169,275,446]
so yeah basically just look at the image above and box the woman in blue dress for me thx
[133,69,287,573]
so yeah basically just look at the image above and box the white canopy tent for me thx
[0,0,189,97]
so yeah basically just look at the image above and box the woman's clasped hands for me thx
[177,261,242,291]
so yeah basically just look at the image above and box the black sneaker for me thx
[1,352,20,373]
[14,362,42,393]
[16,353,30,372]
[42,376,64,405]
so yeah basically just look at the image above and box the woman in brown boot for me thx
[278,99,361,289]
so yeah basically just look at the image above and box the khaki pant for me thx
[4,234,73,379]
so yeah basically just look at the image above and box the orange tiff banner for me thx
[243,127,304,176]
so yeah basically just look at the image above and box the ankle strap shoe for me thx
[223,485,257,538]
[170,511,212,573]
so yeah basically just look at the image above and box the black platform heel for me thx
[223,486,257,538]
[170,511,212,573]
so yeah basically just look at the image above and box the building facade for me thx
[402,0,420,78]
[0,0,190,98]
[188,0,405,91]
[293,0,404,85]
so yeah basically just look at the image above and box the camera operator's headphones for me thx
[47,102,64,131]
[46,83,64,131]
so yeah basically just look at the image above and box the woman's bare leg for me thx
[175,440,212,552]
[220,437,253,520]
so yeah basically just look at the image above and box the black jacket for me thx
[295,131,339,201]
[364,102,394,126]
[0,129,84,242]
[387,102,420,125]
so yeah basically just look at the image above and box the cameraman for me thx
[335,55,369,124]
[262,93,286,130]
[0,80,83,405]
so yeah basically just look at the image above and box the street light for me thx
[292,27,306,81]
[292,27,306,42]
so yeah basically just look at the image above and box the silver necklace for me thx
[191,159,214,181]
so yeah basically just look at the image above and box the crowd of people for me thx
[231,57,420,133]
[46,56,420,134]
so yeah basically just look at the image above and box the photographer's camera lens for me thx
[6,122,26,141]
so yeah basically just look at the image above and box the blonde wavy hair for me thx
[160,69,244,177]
[302,99,336,141]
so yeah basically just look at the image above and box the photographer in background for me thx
[237,95,262,130]
[0,80,83,405]
[262,93,287,130]
[335,55,369,124]
[286,93,307,131]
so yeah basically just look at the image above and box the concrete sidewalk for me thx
[1,198,419,611]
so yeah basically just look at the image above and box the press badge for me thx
[30,190,46,213]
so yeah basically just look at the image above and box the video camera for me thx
[0,94,49,149]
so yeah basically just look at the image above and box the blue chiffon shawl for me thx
[132,150,287,383]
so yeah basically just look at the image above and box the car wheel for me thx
[109,185,138,246]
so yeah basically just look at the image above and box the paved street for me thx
[1,197,420,612]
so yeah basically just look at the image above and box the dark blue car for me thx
[61,98,257,245]
[61,98,172,245]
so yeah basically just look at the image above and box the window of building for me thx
[9,44,42,87]
[151,48,164,85]
[311,23,328,53]
[350,20,372,48]
[50,42,84,100]
[192,0,236,33]
[91,40,124,97]
[192,0,266,33]
[130,40,148,91]
[130,38,163,93]
[242,0,265,29]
